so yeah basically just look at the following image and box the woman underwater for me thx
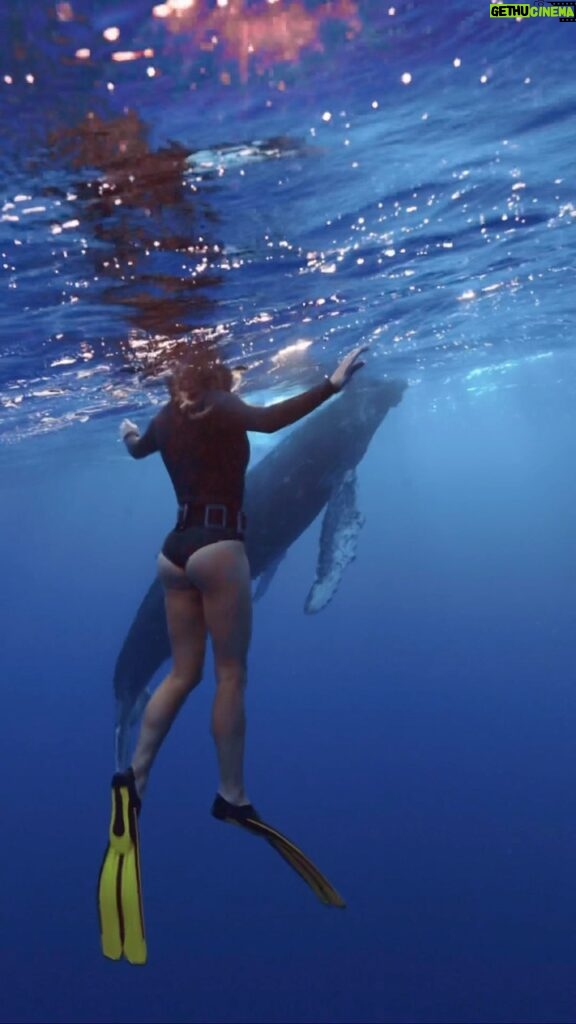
[98,345,366,962]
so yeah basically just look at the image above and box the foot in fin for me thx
[211,794,345,908]
[97,767,147,965]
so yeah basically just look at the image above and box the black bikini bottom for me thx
[162,525,244,570]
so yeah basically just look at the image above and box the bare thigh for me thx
[184,541,252,670]
[157,552,207,687]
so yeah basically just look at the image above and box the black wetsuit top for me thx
[125,377,337,567]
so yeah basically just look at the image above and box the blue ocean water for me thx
[1,2,576,1022]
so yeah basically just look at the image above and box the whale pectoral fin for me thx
[253,555,285,602]
[304,469,365,615]
[114,688,152,773]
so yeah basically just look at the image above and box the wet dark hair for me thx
[168,358,233,402]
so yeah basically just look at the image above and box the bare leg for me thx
[132,585,206,797]
[185,540,252,805]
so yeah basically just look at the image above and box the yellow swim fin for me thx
[97,768,147,965]
[211,794,345,908]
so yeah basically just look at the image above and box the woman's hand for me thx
[329,345,369,391]
[120,418,139,441]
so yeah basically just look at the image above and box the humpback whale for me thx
[113,376,406,768]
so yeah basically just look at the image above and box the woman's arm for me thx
[120,417,159,459]
[216,377,336,434]
[215,344,368,434]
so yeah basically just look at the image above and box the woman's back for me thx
[153,393,251,507]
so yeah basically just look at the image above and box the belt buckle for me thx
[177,502,189,529]
[205,503,227,528]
